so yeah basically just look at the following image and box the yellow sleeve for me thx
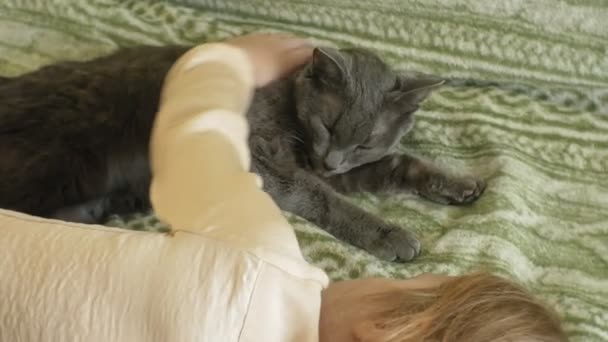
[149,43,304,258]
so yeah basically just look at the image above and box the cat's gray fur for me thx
[0,45,484,262]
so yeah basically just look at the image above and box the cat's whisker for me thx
[276,127,304,144]
[290,134,304,143]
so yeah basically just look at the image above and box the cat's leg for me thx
[260,164,421,262]
[51,190,150,224]
[328,153,485,205]
[50,198,109,224]
[0,141,103,219]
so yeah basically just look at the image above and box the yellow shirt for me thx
[0,43,329,342]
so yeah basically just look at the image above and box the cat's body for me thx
[0,45,484,262]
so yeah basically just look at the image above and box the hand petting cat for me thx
[225,33,314,87]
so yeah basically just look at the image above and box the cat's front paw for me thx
[366,227,421,262]
[417,175,485,205]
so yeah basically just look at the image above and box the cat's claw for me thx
[367,228,421,262]
[447,177,486,204]
[418,176,486,205]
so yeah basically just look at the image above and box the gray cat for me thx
[0,45,484,262]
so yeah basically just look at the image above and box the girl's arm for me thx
[149,36,314,255]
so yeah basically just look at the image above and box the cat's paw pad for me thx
[419,175,486,205]
[367,228,421,262]
[445,177,486,204]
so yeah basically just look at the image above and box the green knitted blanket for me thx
[1,1,606,340]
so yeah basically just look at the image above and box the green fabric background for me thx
[1,1,606,340]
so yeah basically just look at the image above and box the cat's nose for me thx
[324,151,343,170]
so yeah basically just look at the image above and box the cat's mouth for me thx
[308,155,352,177]
[315,164,352,177]
[324,167,354,177]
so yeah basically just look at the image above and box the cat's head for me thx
[294,47,443,176]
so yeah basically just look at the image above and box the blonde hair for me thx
[371,273,567,342]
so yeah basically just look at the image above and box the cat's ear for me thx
[392,78,445,106]
[311,47,346,85]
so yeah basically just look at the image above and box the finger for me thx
[256,46,312,87]
[276,36,313,51]
[231,32,311,52]
[253,32,311,48]
[263,45,313,85]
[280,45,314,72]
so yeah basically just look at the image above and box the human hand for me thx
[223,33,313,87]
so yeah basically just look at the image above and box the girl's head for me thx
[320,272,567,342]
